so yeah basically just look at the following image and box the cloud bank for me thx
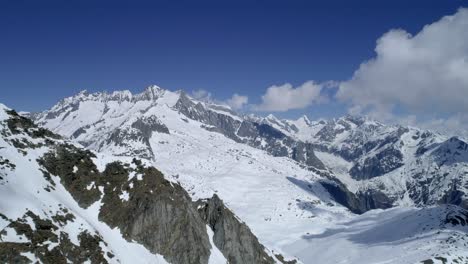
[254,81,326,112]
[226,93,249,110]
[337,8,468,118]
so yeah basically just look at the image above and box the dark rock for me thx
[38,144,102,208]
[355,189,394,210]
[175,92,242,142]
[0,211,109,264]
[439,184,468,209]
[174,93,325,170]
[320,181,366,214]
[40,144,213,264]
[196,194,276,264]
[98,162,212,264]
[349,147,404,180]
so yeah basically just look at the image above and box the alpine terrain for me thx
[1,86,468,263]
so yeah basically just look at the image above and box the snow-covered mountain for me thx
[267,114,468,211]
[7,85,467,263]
[0,103,289,264]
[34,86,468,213]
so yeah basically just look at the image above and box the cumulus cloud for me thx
[337,8,468,119]
[254,81,327,112]
[226,93,248,110]
[191,89,249,110]
[191,89,212,101]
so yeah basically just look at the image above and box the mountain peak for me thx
[146,85,163,94]
[77,89,89,96]
[108,90,133,101]
[134,85,166,101]
[298,115,311,125]
[266,114,278,121]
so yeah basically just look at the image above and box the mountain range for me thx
[1,85,467,263]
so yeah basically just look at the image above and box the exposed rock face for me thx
[98,162,211,264]
[39,144,101,208]
[356,189,394,210]
[175,92,242,141]
[196,195,276,264]
[432,136,468,166]
[175,92,325,170]
[105,116,169,159]
[5,109,60,140]
[40,145,212,264]
[404,141,468,211]
[131,116,169,136]
[313,121,408,180]
[320,181,366,214]
[444,205,468,226]
[318,175,394,214]
[349,146,404,180]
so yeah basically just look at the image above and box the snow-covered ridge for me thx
[1,104,297,264]
[60,85,167,103]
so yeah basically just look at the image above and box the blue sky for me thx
[0,0,466,123]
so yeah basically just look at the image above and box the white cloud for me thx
[226,93,248,110]
[191,89,212,101]
[191,89,248,110]
[254,81,326,112]
[337,8,468,119]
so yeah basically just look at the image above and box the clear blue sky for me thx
[0,0,464,117]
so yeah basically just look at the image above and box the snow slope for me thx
[284,205,468,264]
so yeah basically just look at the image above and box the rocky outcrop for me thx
[40,144,212,264]
[320,181,367,214]
[349,147,404,180]
[356,189,394,210]
[0,211,110,264]
[5,109,60,140]
[98,161,211,264]
[38,144,102,208]
[432,137,468,166]
[104,115,169,159]
[320,179,394,214]
[444,205,468,226]
[175,92,325,170]
[196,194,277,264]
[438,183,468,210]
[175,92,242,141]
